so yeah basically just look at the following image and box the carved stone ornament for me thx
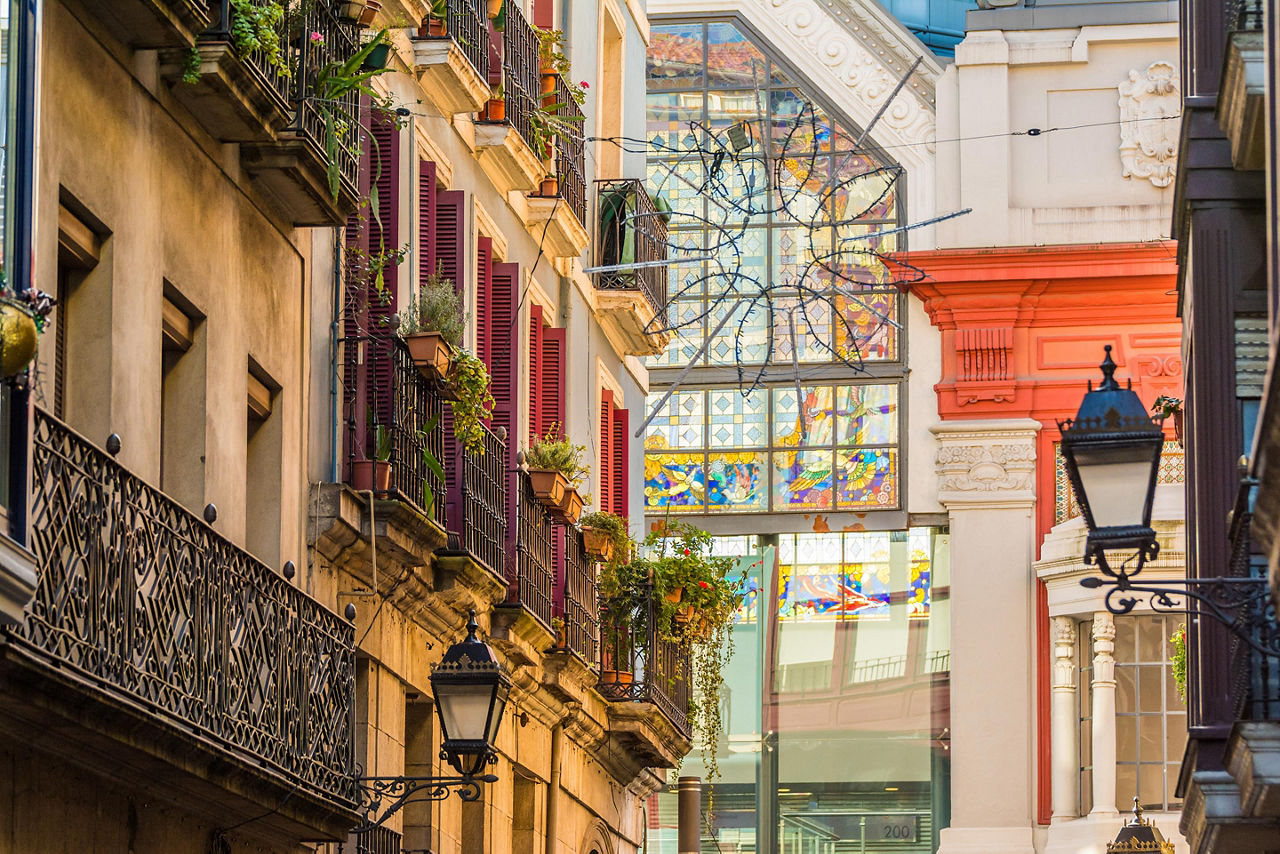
[1118,61,1180,188]
[935,442,1036,493]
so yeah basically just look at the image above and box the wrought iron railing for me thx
[446,424,508,579]
[547,75,587,225]
[1226,0,1263,32]
[560,525,600,665]
[597,588,692,737]
[204,0,361,195]
[509,471,555,628]
[19,409,357,804]
[594,178,670,316]
[342,827,402,854]
[445,0,489,80]
[1227,480,1280,720]
[499,0,540,153]
[342,334,448,532]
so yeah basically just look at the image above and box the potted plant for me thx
[482,83,505,122]
[580,510,628,562]
[1152,395,1183,447]
[486,0,503,19]
[399,264,463,383]
[559,487,585,525]
[362,32,394,70]
[550,616,566,648]
[352,423,393,491]
[358,0,383,26]
[424,0,447,36]
[524,425,588,517]
[335,0,369,23]
[538,173,559,196]
[447,350,495,455]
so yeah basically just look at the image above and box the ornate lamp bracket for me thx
[353,765,500,833]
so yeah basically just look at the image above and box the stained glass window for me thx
[645,21,902,370]
[644,383,899,512]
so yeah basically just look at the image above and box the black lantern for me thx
[1059,346,1164,559]
[430,610,511,776]
[1107,800,1175,853]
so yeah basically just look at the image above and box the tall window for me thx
[1114,615,1185,811]
[1078,618,1094,816]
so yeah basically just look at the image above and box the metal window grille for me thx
[446,0,489,80]
[447,424,508,580]
[500,2,540,153]
[548,75,586,225]
[594,178,669,316]
[560,525,600,665]
[511,471,555,628]
[598,587,692,737]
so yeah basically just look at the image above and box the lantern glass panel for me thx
[1070,439,1162,530]
[486,689,509,744]
[437,684,496,743]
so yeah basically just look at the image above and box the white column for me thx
[1050,617,1079,822]
[1090,612,1118,816]
[934,419,1039,854]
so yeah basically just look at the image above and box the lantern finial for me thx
[1099,345,1119,391]
[465,610,480,642]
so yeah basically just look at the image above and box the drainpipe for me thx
[545,720,564,854]
[678,776,701,854]
[329,227,343,483]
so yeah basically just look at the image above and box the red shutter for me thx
[490,263,520,470]
[476,237,493,368]
[419,160,437,282]
[434,190,466,297]
[528,305,543,442]
[612,406,629,517]
[599,391,614,514]
[533,0,553,28]
[369,112,400,313]
[541,327,565,439]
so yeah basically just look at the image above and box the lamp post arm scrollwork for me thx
[352,770,499,833]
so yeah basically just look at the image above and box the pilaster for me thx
[1050,616,1079,822]
[1091,612,1119,816]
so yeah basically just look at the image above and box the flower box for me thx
[582,527,614,561]
[558,487,585,525]
[527,468,568,507]
[403,331,453,382]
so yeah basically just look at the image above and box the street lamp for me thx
[1065,348,1280,658]
[353,611,507,832]
[1106,800,1174,854]
[1059,345,1165,567]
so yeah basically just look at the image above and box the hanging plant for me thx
[313,28,396,201]
[447,350,495,455]
[1170,623,1187,702]
[229,0,288,73]
[524,424,589,489]
[580,510,630,562]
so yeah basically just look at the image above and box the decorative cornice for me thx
[932,419,1040,507]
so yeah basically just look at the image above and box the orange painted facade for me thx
[902,240,1181,826]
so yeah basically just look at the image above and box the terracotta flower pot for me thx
[558,487,584,525]
[486,0,503,18]
[335,0,368,23]
[601,669,634,686]
[403,331,453,382]
[539,176,559,196]
[358,0,382,26]
[541,71,557,96]
[427,17,446,37]
[582,527,614,561]
[673,604,695,624]
[351,460,392,492]
[528,468,568,507]
[483,98,505,122]
[664,586,685,604]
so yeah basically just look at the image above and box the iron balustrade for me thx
[19,408,358,805]
[205,0,361,195]
[546,75,587,225]
[342,334,448,532]
[1226,0,1263,31]
[509,471,555,628]
[499,0,540,153]
[342,827,402,854]
[1227,481,1280,720]
[445,0,489,81]
[594,178,670,316]
[560,525,599,665]
[597,588,692,737]
[446,424,508,580]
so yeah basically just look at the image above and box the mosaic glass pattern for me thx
[708,452,766,510]
[776,531,943,621]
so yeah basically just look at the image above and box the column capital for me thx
[1092,612,1117,686]
[931,418,1041,509]
[1051,616,1078,691]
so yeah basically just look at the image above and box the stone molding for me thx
[931,418,1040,507]
[1118,61,1180,188]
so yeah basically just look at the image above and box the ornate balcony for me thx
[441,422,508,584]
[596,588,693,767]
[593,179,672,357]
[559,525,600,666]
[525,74,589,268]
[0,409,358,840]
[1218,0,1265,170]
[472,1,541,195]
[505,470,556,630]
[83,0,211,49]
[162,0,361,224]
[412,0,491,116]
[342,334,448,534]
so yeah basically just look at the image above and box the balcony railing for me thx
[499,0,540,154]
[560,525,600,665]
[546,75,586,225]
[597,588,691,736]
[1226,0,1263,31]
[1228,480,1280,720]
[508,471,555,628]
[444,0,489,80]
[342,334,448,532]
[20,409,357,805]
[595,178,670,315]
[446,423,508,579]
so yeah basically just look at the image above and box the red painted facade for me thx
[903,240,1181,826]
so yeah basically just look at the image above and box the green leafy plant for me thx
[399,265,464,345]
[447,350,495,455]
[427,0,448,23]
[371,423,393,461]
[1152,395,1182,419]
[525,424,589,488]
[417,414,447,515]
[579,510,631,557]
[182,47,203,84]
[313,28,396,200]
[229,0,287,72]
[1170,623,1187,702]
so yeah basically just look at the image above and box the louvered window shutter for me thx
[599,391,614,514]
[365,113,401,431]
[490,262,520,470]
[541,327,565,439]
[434,190,466,298]
[342,101,378,478]
[612,406,629,517]
[476,237,493,368]
[528,305,544,441]
[419,161,437,282]
[533,0,553,28]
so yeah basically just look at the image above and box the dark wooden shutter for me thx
[528,305,544,442]
[599,391,614,514]
[476,237,493,367]
[343,103,376,477]
[435,190,466,297]
[533,0,553,28]
[365,113,400,430]
[612,405,629,517]
[541,326,565,439]
[490,262,520,470]
[419,160,437,282]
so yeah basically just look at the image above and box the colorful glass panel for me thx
[836,448,896,508]
[836,385,897,445]
[643,448,705,510]
[707,452,766,510]
[773,449,835,510]
[772,386,834,447]
[709,388,768,448]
